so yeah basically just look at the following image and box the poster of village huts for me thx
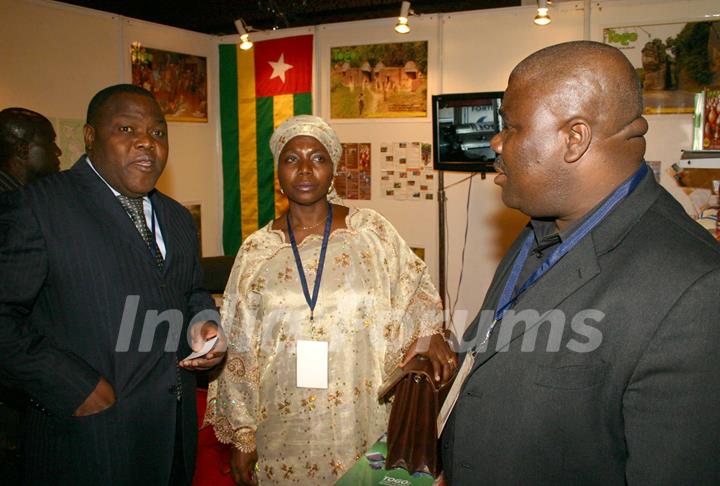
[330,41,428,118]
[603,20,719,114]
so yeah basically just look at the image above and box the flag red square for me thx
[254,35,313,97]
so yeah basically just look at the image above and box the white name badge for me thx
[437,352,475,437]
[296,340,328,389]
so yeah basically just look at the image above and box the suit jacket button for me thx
[168,385,178,395]
[460,461,472,469]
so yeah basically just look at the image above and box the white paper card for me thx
[437,352,475,437]
[183,336,218,361]
[296,340,328,389]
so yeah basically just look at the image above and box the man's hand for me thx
[230,447,258,485]
[73,376,116,416]
[401,333,457,385]
[179,321,227,371]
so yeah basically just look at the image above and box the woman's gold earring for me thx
[280,187,285,195]
[327,180,334,195]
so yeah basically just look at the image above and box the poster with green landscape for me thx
[330,42,428,119]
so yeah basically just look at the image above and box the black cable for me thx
[443,173,475,190]
[447,174,474,330]
[444,190,450,316]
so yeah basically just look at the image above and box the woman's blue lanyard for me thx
[287,202,334,321]
[490,164,648,334]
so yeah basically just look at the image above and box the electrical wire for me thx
[446,174,475,330]
[443,173,476,190]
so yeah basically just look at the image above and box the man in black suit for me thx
[0,85,225,485]
[0,107,62,481]
[441,41,720,484]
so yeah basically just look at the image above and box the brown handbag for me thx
[378,356,454,477]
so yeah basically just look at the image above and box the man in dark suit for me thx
[0,84,225,485]
[0,107,62,482]
[441,41,720,484]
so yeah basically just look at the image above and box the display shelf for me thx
[678,150,720,169]
[678,158,720,169]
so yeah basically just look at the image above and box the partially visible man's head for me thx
[0,107,61,185]
[491,41,647,220]
[84,84,168,198]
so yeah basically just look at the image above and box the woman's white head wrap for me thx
[269,115,342,173]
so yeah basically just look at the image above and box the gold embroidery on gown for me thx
[205,208,442,484]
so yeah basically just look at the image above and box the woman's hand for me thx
[230,447,258,485]
[401,333,457,385]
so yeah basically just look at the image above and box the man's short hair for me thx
[511,41,643,123]
[86,84,158,126]
[0,108,54,164]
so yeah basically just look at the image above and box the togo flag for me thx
[219,34,313,255]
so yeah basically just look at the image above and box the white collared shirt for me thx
[86,157,166,258]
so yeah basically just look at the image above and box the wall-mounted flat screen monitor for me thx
[432,91,503,172]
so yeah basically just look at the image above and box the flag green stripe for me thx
[293,93,312,115]
[256,96,275,227]
[219,44,241,255]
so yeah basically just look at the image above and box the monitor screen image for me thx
[432,91,504,172]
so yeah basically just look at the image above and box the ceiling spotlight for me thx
[394,1,412,34]
[534,0,551,26]
[234,18,254,50]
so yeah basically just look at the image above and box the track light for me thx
[234,19,254,50]
[394,1,412,34]
[534,0,551,26]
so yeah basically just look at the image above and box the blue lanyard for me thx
[287,202,333,321]
[494,163,648,322]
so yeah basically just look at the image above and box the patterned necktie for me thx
[116,194,164,268]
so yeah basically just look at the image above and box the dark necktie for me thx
[116,194,164,268]
[117,194,181,401]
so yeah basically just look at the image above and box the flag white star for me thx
[268,53,293,83]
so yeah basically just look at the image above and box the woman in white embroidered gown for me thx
[205,115,456,485]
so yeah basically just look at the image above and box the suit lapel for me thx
[469,234,600,373]
[465,168,661,377]
[70,157,162,269]
[459,227,532,347]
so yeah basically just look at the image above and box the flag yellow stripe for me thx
[237,46,258,238]
[272,94,294,216]
[273,94,294,128]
